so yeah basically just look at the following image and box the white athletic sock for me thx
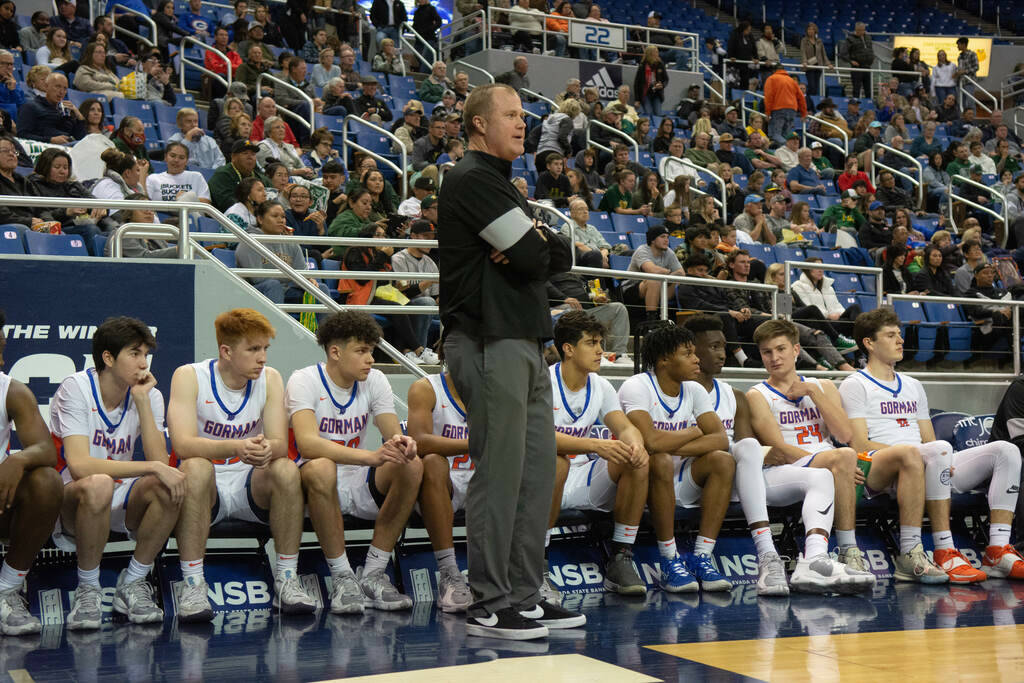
[751,526,776,558]
[804,533,828,559]
[658,538,678,559]
[364,545,391,574]
[732,438,769,527]
[932,530,954,551]
[613,523,639,545]
[124,556,152,584]
[545,529,552,548]
[899,526,921,554]
[434,548,458,571]
[733,348,748,365]
[989,523,1012,548]
[694,535,716,556]
[276,552,299,579]
[0,563,26,592]
[325,552,352,578]
[918,441,953,501]
[77,566,101,588]
[180,558,204,585]
[835,528,857,550]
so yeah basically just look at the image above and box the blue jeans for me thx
[641,94,663,116]
[767,108,797,147]
[408,295,436,348]
[934,85,956,104]
[375,26,399,48]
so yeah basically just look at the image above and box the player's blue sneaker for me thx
[659,555,698,593]
[684,552,733,592]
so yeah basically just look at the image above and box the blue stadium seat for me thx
[628,233,646,249]
[66,89,107,113]
[931,411,971,444]
[609,254,631,271]
[952,414,995,451]
[830,272,861,293]
[0,228,23,253]
[856,292,878,312]
[819,232,837,248]
[589,211,612,232]
[922,301,973,362]
[110,98,156,125]
[611,213,647,234]
[153,101,177,124]
[773,244,805,264]
[212,248,236,267]
[748,243,776,264]
[92,234,107,257]
[24,232,88,256]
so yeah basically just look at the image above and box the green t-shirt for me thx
[599,184,633,212]
[820,204,865,232]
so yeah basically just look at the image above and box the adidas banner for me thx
[580,63,622,100]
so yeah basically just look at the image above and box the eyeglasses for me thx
[290,193,310,199]
[0,61,14,66]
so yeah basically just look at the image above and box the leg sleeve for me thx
[951,441,1021,512]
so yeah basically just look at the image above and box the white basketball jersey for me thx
[50,368,165,481]
[751,377,833,455]
[425,373,472,471]
[839,370,930,446]
[191,359,267,472]
[710,378,738,443]
[0,372,11,463]
[284,363,395,466]
[618,372,714,433]
[550,363,622,467]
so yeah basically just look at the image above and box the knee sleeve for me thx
[952,441,1021,512]
[919,440,953,501]
[800,468,836,534]
[731,438,769,525]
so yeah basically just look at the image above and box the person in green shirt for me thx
[810,142,836,179]
[820,189,866,235]
[684,131,718,167]
[417,61,449,103]
[345,154,401,209]
[327,186,378,258]
[208,140,269,211]
[598,169,650,216]
[991,138,1022,175]
[112,116,149,161]
[946,142,971,184]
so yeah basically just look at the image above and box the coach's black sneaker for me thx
[518,600,587,629]
[466,607,549,640]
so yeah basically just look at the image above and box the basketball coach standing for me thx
[439,83,586,640]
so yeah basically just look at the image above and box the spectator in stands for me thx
[153,0,189,59]
[820,188,866,236]
[396,175,434,217]
[167,108,225,170]
[884,112,909,145]
[141,51,176,105]
[93,147,146,200]
[283,183,327,263]
[249,96,293,145]
[327,185,376,254]
[146,140,212,205]
[792,257,862,333]
[755,23,782,84]
[800,22,831,97]
[352,75,392,123]
[772,132,798,171]
[21,146,103,250]
[370,38,401,75]
[574,146,603,189]
[199,29,240,98]
[690,194,723,232]
[315,159,346,225]
[535,152,572,207]
[611,86,640,130]
[451,71,470,103]
[209,139,267,211]
[934,93,959,124]
[320,77,353,118]
[566,168,592,208]
[178,0,210,38]
[965,261,1013,359]
[875,170,917,214]
[391,218,439,313]
[236,44,271,96]
[744,112,767,140]
[110,116,148,162]
[535,99,576,169]
[78,97,108,136]
[560,197,609,268]
[302,28,327,63]
[224,174,264,231]
[0,50,20,122]
[786,147,828,195]
[93,15,132,65]
[392,99,424,155]
[651,117,674,154]
[369,0,405,48]
[19,11,48,52]
[858,200,891,250]
[893,206,926,242]
[362,168,395,221]
[743,131,782,173]
[634,170,664,217]
[732,194,776,244]
[274,56,321,141]
[954,37,979,93]
[621,224,683,321]
[496,55,530,92]
[685,131,718,168]
[256,114,314,178]
[410,115,445,180]
[790,200,818,234]
[930,50,956,104]
[764,64,806,147]
[632,116,652,150]
[954,238,987,295]
[219,111,251,158]
[946,141,971,179]
[37,27,75,74]
[226,0,249,38]
[809,141,836,178]
[910,121,943,158]
[17,72,82,143]
[301,127,339,174]
[951,107,979,141]
[726,21,756,100]
[853,120,882,167]
[431,90,462,120]
[761,193,792,241]
[913,244,955,295]
[50,0,90,47]
[602,143,645,187]
[880,244,915,294]
[711,132,745,174]
[835,157,873,195]
[600,168,648,216]
[838,22,876,96]
[418,61,450,104]
[71,42,118,100]
[986,124,1021,157]
[507,0,544,53]
[634,45,668,116]
[968,140,997,176]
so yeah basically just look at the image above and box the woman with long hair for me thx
[882,243,916,294]
[800,22,832,97]
[932,49,956,104]
[634,44,668,115]
[225,176,266,232]
[79,98,111,135]
[566,168,593,210]
[651,117,674,154]
[220,113,252,158]
[791,257,862,338]
[361,168,393,220]
[633,170,664,216]
[73,42,121,99]
[36,27,74,71]
[28,147,105,251]
[328,186,378,257]
[912,243,954,295]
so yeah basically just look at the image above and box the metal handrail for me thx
[959,75,998,114]
[681,157,728,223]
[256,72,314,135]
[520,88,557,111]
[948,173,1008,246]
[110,3,157,49]
[109,223,180,257]
[586,118,639,162]
[1000,66,1024,103]
[399,21,438,74]
[341,115,408,201]
[802,113,849,160]
[439,9,485,61]
[697,58,726,101]
[658,155,723,211]
[178,35,231,93]
[887,292,1022,376]
[453,60,493,86]
[784,260,884,311]
[871,142,924,209]
[739,90,764,130]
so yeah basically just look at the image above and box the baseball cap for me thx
[969,164,983,174]
[231,139,259,154]
[414,176,435,191]
[785,132,799,140]
[869,200,884,210]
[410,219,434,234]
[648,10,662,18]
[744,194,763,205]
[869,121,883,129]
[974,261,995,273]
[718,132,734,142]
[248,21,263,30]
[810,141,822,149]
[770,194,787,204]
[646,225,669,244]
[764,185,781,193]
[724,106,736,114]
[420,194,438,210]
[361,74,379,85]
[404,99,424,114]
[843,189,858,199]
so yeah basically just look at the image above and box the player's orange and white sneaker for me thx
[982,545,1024,580]
[933,548,987,584]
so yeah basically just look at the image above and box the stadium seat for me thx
[589,211,613,232]
[611,213,647,234]
[748,243,776,264]
[830,272,861,293]
[856,292,879,312]
[773,244,805,264]
[609,254,631,271]
[110,98,156,125]
[0,228,23,254]
[922,301,973,362]
[24,232,88,256]
[628,233,646,249]
[952,414,995,451]
[212,248,236,267]
[932,411,971,444]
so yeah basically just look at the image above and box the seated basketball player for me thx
[50,317,183,629]
[684,316,874,594]
[0,310,63,635]
[749,317,947,583]
[169,309,316,623]
[287,310,420,611]
[618,323,734,593]
[840,308,1023,582]
[545,312,649,599]
[407,364,475,613]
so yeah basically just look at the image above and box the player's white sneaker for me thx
[839,547,870,573]
[539,571,561,604]
[329,570,365,615]
[404,351,426,365]
[358,567,413,611]
[176,576,214,623]
[273,572,316,614]
[756,551,790,597]
[113,570,164,624]
[0,588,40,636]
[789,552,875,594]
[67,584,103,631]
[893,543,949,584]
[418,348,440,365]
[437,566,472,613]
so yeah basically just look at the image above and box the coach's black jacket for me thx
[439,149,573,340]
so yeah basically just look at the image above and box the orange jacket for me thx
[764,69,807,118]
[546,9,570,32]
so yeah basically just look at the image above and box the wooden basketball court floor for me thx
[4,579,1024,681]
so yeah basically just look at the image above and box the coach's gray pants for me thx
[444,331,556,615]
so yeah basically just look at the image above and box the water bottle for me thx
[854,451,873,502]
